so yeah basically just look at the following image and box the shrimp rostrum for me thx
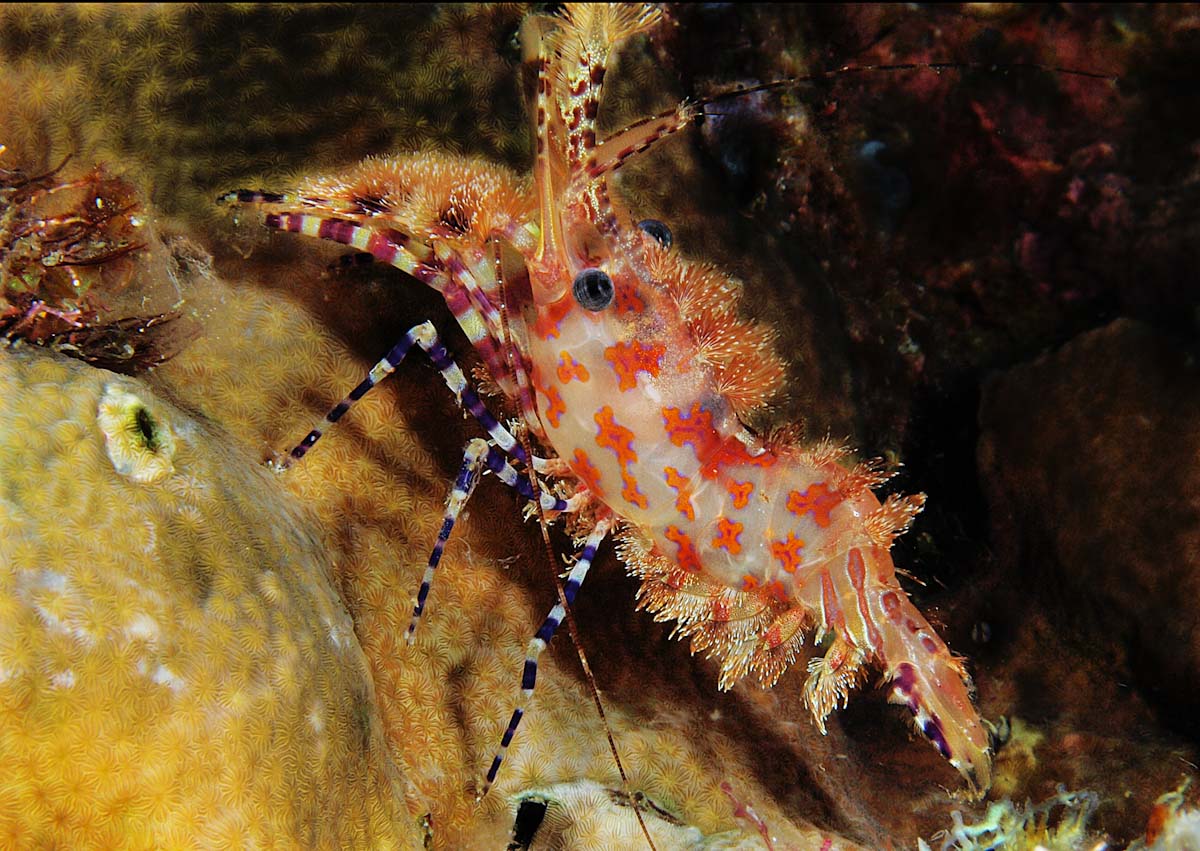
[221,3,992,798]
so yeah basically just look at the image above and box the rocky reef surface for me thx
[2,3,1200,850]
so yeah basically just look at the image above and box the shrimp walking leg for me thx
[480,515,614,799]
[280,320,529,467]
[218,191,516,387]
[406,438,491,642]
[407,438,578,642]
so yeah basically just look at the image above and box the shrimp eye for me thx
[572,268,614,311]
[637,218,672,248]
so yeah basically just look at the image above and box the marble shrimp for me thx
[220,3,992,799]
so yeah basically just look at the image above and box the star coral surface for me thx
[0,348,415,849]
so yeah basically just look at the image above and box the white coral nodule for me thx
[97,384,176,483]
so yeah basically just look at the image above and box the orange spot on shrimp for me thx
[663,466,695,520]
[710,597,731,622]
[620,471,648,509]
[604,340,665,391]
[614,282,645,315]
[557,351,590,383]
[881,591,903,623]
[535,296,572,340]
[765,580,789,605]
[820,569,846,632]
[712,517,743,554]
[570,449,602,496]
[594,406,638,469]
[786,481,840,527]
[770,533,805,573]
[726,479,753,509]
[740,573,760,591]
[665,526,702,573]
[538,381,565,428]
[763,624,784,648]
[662,403,720,461]
[701,436,777,480]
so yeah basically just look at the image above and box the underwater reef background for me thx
[2,3,1200,849]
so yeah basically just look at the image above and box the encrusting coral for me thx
[0,347,417,847]
[918,788,1101,851]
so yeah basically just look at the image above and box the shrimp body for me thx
[521,4,991,792]
[223,2,991,797]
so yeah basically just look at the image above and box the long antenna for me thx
[692,59,1117,114]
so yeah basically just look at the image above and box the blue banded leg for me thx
[481,445,571,516]
[280,320,527,468]
[408,440,574,642]
[479,516,614,799]
[407,438,490,642]
[406,322,526,463]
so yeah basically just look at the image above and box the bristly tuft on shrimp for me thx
[221,1,992,800]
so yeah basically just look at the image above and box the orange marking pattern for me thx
[786,481,840,528]
[604,340,665,391]
[770,532,805,573]
[570,449,603,496]
[537,379,565,428]
[740,573,759,591]
[819,569,846,631]
[614,282,645,315]
[726,479,753,509]
[662,403,720,461]
[765,580,789,605]
[556,350,590,383]
[712,517,743,555]
[594,406,638,469]
[663,467,694,520]
[620,471,648,509]
[534,296,572,340]
[700,436,777,480]
[665,525,702,573]
[846,548,883,652]
[763,623,784,648]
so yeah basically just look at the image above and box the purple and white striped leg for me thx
[219,193,519,395]
[281,320,527,468]
[407,438,574,642]
[479,515,614,800]
[407,438,489,642]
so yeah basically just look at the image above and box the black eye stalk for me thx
[572,268,615,311]
[637,218,672,248]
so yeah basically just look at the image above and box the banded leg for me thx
[218,192,516,395]
[282,320,528,468]
[480,516,614,799]
[407,439,579,641]
[407,438,489,642]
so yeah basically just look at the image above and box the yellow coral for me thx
[0,348,418,849]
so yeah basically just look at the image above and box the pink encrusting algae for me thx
[223,2,991,800]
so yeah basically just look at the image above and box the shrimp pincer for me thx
[221,2,991,799]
